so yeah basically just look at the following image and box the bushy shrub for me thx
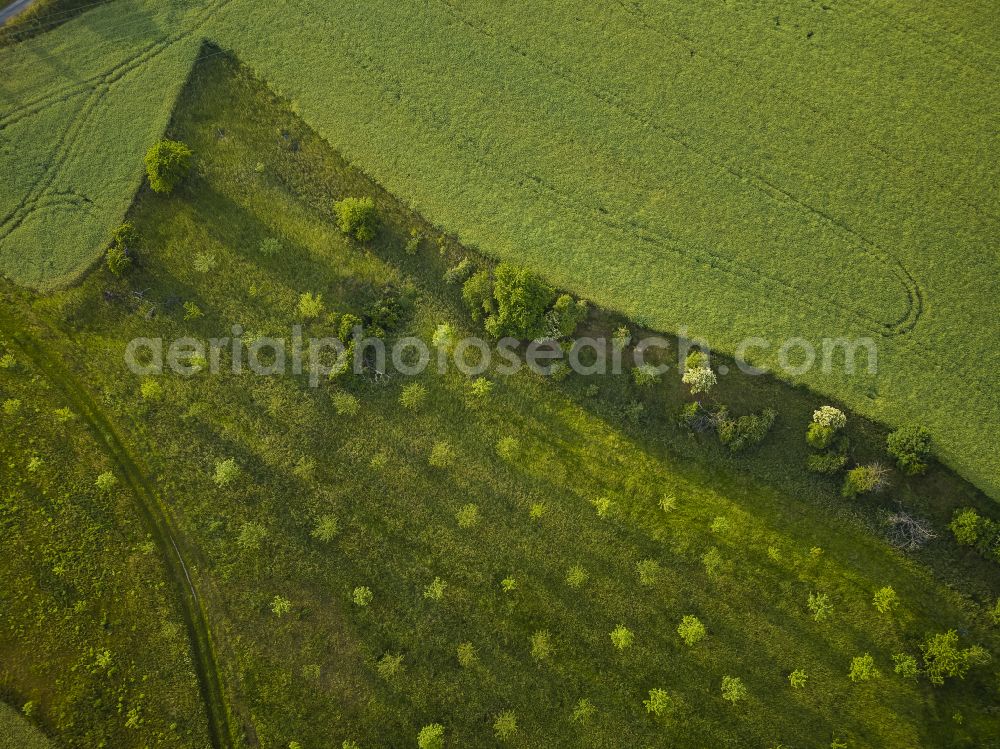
[636,559,662,586]
[106,243,132,275]
[94,471,117,493]
[455,503,480,529]
[213,457,240,487]
[145,139,193,193]
[702,547,723,576]
[892,653,918,679]
[311,514,339,542]
[366,284,409,333]
[813,405,846,430]
[632,363,661,387]
[806,445,849,475]
[806,422,836,450]
[298,292,325,320]
[547,294,588,338]
[270,595,292,617]
[842,463,890,498]
[333,196,377,241]
[423,577,447,601]
[429,441,455,468]
[920,630,988,685]
[467,377,493,399]
[183,301,204,321]
[643,688,670,716]
[788,669,807,688]
[443,258,473,285]
[848,653,880,682]
[949,508,980,545]
[609,624,634,650]
[496,435,519,460]
[487,263,554,339]
[565,564,588,588]
[456,642,477,667]
[530,630,553,660]
[331,391,360,417]
[462,270,495,323]
[352,586,373,607]
[529,502,547,520]
[677,615,706,646]
[417,723,445,749]
[400,382,428,410]
[886,424,932,475]
[808,592,833,622]
[720,675,747,705]
[872,586,898,614]
[493,711,517,741]
[717,408,777,452]
[571,698,596,722]
[140,379,162,400]
[377,653,404,680]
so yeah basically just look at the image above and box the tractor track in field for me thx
[0,306,240,749]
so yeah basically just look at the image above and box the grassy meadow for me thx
[2,51,997,747]
[0,0,998,500]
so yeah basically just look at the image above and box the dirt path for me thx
[0,308,240,749]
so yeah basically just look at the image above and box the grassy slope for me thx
[0,0,998,499]
[8,52,996,748]
[0,331,210,745]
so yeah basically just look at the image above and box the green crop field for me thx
[1,2,999,747]
[0,0,998,498]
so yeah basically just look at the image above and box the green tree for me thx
[848,653,880,682]
[144,139,193,193]
[788,669,807,688]
[808,592,833,622]
[94,471,118,493]
[311,514,339,542]
[892,653,918,679]
[530,630,553,661]
[417,723,445,749]
[333,196,378,241]
[548,293,588,337]
[429,441,455,468]
[949,508,981,545]
[720,675,747,705]
[493,710,517,741]
[376,653,404,680]
[842,463,890,498]
[271,595,292,617]
[643,688,671,716]
[298,292,325,320]
[485,263,554,339]
[886,424,932,475]
[461,269,495,323]
[213,457,240,487]
[352,586,373,607]
[677,615,706,647]
[872,586,898,614]
[107,244,132,276]
[610,624,634,650]
[636,558,662,586]
[424,577,447,601]
[920,630,989,685]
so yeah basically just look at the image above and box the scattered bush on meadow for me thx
[429,441,456,468]
[643,688,671,717]
[788,669,807,688]
[500,576,517,593]
[107,221,139,275]
[636,559,662,586]
[423,577,447,601]
[331,391,360,417]
[237,522,267,552]
[529,502,547,520]
[677,615,706,646]
[571,698,596,723]
[270,595,292,617]
[920,630,991,685]
[311,514,339,542]
[720,676,747,705]
[467,377,494,399]
[842,463,890,498]
[496,435,519,461]
[333,196,378,241]
[140,378,162,401]
[183,301,204,321]
[565,564,588,588]
[493,710,517,741]
[716,407,777,453]
[258,237,282,257]
[632,363,661,387]
[94,471,118,493]
[417,723,445,749]
[461,262,555,339]
[298,292,325,320]
[681,351,716,395]
[530,630,553,661]
[872,586,898,614]
[609,624,634,650]
[702,547,723,577]
[892,653,919,679]
[456,642,478,668]
[886,424,932,476]
[947,509,1000,563]
[547,293,588,338]
[352,586,373,607]
[455,503,480,529]
[144,139,193,193]
[399,382,428,410]
[365,284,410,334]
[377,653,404,681]
[443,258,473,285]
[848,653,880,682]
[808,592,833,622]
[213,457,240,487]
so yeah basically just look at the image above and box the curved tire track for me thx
[0,307,238,749]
